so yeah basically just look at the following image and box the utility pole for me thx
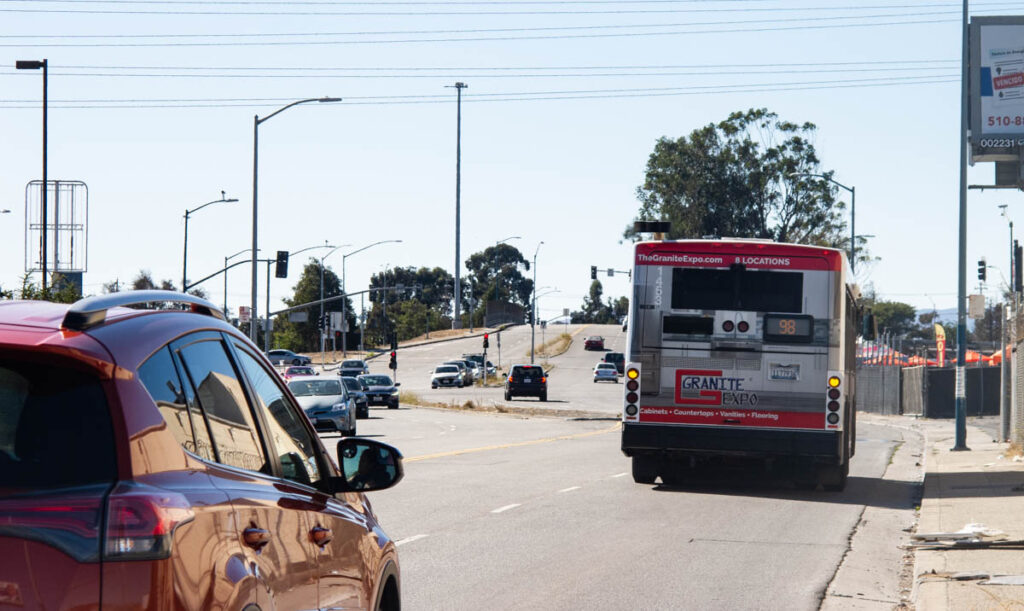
[448,82,468,329]
[953,0,969,450]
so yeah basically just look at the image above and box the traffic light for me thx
[590,265,597,280]
[483,333,489,349]
[390,333,398,351]
[978,258,987,282]
[388,351,397,370]
[275,251,289,278]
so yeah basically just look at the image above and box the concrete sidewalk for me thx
[913,419,1024,609]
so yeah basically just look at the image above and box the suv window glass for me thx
[341,377,361,392]
[361,375,392,386]
[139,347,200,457]
[0,360,115,488]
[512,366,543,376]
[177,339,267,473]
[235,348,323,486]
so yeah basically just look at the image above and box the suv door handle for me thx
[243,527,271,551]
[310,525,333,547]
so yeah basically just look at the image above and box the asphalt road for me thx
[366,323,628,415]
[325,404,903,610]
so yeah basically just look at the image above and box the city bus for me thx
[620,238,860,491]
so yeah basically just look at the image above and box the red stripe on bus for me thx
[634,242,843,271]
[637,406,825,429]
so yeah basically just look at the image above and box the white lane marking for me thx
[491,503,521,514]
[558,486,581,493]
[611,472,627,478]
[395,534,429,547]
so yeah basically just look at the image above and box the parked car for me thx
[603,351,625,375]
[505,364,548,401]
[0,291,403,609]
[584,336,605,351]
[341,375,370,419]
[593,362,619,383]
[442,360,472,386]
[462,353,497,375]
[288,375,356,435]
[268,348,312,366]
[431,365,465,388]
[358,374,401,409]
[283,364,318,379]
[339,359,370,378]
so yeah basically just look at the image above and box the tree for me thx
[973,302,1003,344]
[571,280,619,324]
[870,301,920,337]
[626,108,853,256]
[464,244,534,313]
[125,270,208,300]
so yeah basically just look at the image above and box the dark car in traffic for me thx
[341,375,371,419]
[504,364,548,401]
[603,351,625,375]
[0,291,403,610]
[339,358,370,378]
[358,374,401,409]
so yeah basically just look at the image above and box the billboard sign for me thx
[970,17,1024,162]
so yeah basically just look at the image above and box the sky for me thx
[2,0,1024,323]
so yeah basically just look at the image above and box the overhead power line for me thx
[0,74,959,109]
[4,0,1024,15]
[0,17,967,47]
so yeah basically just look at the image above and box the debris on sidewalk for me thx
[980,575,1024,586]
[912,523,1009,544]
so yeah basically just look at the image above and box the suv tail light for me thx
[0,487,107,562]
[103,483,194,561]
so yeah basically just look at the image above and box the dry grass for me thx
[530,333,572,359]
[398,390,423,405]
[1006,442,1023,459]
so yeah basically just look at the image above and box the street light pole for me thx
[183,192,237,291]
[317,244,351,364]
[999,204,1013,442]
[224,247,257,313]
[16,59,47,291]
[341,240,402,356]
[530,241,544,364]
[790,172,856,271]
[250,96,340,343]
[448,82,468,329]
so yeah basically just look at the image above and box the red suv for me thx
[0,292,403,610]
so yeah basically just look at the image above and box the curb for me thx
[533,325,590,360]
[364,323,516,361]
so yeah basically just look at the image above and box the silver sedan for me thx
[288,376,357,436]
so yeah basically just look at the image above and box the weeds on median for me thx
[529,333,572,359]
[398,390,423,405]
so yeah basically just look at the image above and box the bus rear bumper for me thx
[621,422,842,461]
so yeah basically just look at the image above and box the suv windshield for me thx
[288,379,343,397]
[342,360,365,368]
[0,360,116,489]
[361,375,393,386]
[340,377,362,392]
[435,366,458,373]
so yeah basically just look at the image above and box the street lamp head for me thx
[319,97,342,103]
[15,60,45,70]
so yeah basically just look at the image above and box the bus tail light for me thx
[623,362,641,422]
[824,371,843,430]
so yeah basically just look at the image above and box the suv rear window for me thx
[0,360,115,489]
[511,366,543,377]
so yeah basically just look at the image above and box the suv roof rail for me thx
[62,290,227,331]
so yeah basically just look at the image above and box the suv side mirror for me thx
[333,438,404,493]
[393,382,401,387]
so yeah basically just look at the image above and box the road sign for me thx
[608,268,614,277]
[238,305,251,323]
[330,311,344,331]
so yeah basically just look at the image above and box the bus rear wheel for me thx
[631,455,658,484]
[817,460,849,492]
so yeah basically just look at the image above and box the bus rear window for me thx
[671,267,803,313]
